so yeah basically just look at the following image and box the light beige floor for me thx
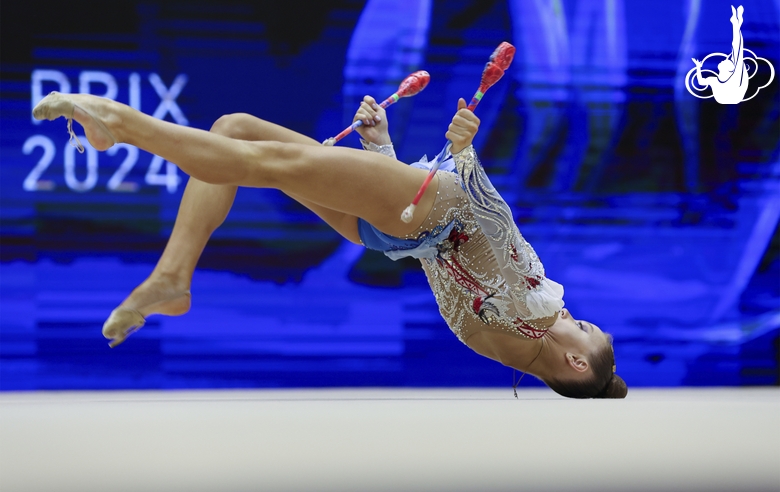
[1,388,778,492]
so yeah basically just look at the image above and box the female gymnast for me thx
[692,5,748,104]
[32,90,627,399]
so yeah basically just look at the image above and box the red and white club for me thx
[323,70,430,146]
[400,42,516,223]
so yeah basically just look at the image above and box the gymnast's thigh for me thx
[210,113,362,243]
[210,112,320,147]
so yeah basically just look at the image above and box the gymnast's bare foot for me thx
[32,92,122,151]
[102,273,191,348]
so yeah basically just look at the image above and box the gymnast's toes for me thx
[33,92,73,121]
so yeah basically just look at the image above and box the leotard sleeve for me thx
[452,145,564,319]
[360,139,397,160]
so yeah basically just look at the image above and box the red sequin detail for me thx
[447,228,469,252]
[472,297,483,314]
[514,319,547,339]
[437,229,488,298]
[438,227,494,319]
[439,256,487,297]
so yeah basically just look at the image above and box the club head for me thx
[489,42,516,71]
[397,70,431,98]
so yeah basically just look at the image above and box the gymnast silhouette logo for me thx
[686,5,774,104]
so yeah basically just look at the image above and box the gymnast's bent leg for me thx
[117,114,364,325]
[206,113,363,243]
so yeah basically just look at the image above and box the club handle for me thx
[414,141,451,204]
[401,141,452,223]
[466,87,487,111]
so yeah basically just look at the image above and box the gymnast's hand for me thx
[353,95,391,146]
[447,98,480,155]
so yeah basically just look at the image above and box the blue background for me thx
[1,0,778,390]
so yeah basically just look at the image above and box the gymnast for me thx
[32,89,627,399]
[692,5,748,104]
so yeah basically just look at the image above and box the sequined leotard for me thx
[358,141,565,344]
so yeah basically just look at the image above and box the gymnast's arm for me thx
[449,101,563,319]
[692,59,710,87]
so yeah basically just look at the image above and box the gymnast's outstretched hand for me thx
[447,98,480,155]
[353,95,391,146]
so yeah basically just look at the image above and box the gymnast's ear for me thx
[566,353,589,373]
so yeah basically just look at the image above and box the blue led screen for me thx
[0,0,778,390]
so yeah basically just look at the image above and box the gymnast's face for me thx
[547,308,612,377]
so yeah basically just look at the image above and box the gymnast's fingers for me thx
[353,104,376,127]
[361,101,380,122]
[360,101,382,126]
[445,126,464,142]
[363,95,377,107]
[353,107,374,126]
[448,103,479,149]
[451,114,480,139]
[362,95,384,121]
[454,110,480,129]
[364,99,386,122]
[447,122,472,139]
[446,124,474,154]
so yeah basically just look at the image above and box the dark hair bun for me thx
[598,374,628,399]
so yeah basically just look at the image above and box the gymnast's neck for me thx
[465,330,548,376]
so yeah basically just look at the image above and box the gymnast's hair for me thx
[543,342,628,399]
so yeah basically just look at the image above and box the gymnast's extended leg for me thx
[730,5,745,74]
[34,93,436,237]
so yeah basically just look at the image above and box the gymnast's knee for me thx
[245,140,305,187]
[209,113,265,139]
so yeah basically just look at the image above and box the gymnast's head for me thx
[717,58,736,79]
[536,308,627,399]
